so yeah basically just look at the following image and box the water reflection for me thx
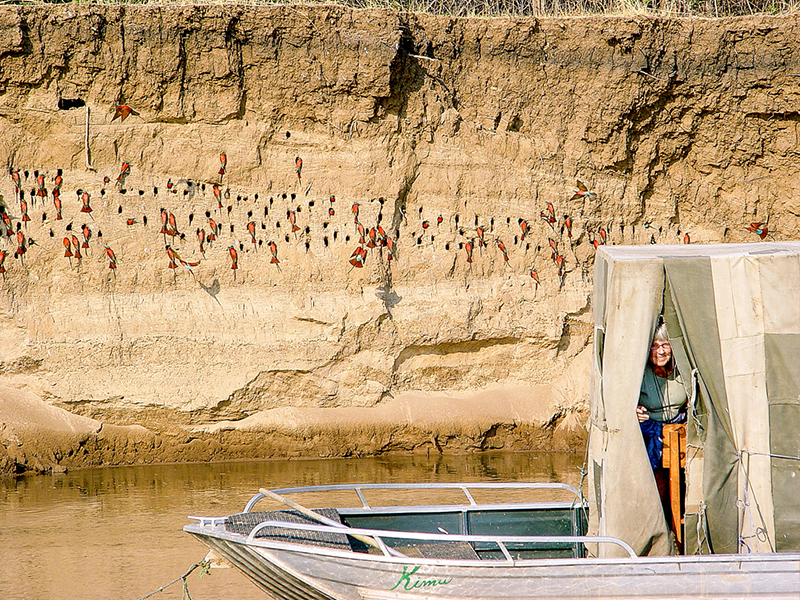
[0,452,582,600]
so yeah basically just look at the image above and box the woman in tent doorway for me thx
[637,321,687,523]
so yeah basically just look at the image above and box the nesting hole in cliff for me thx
[259,239,263,246]
[507,116,523,132]
[526,242,530,250]
[247,210,253,218]
[304,242,310,252]
[514,235,518,245]
[454,214,459,225]
[143,215,148,226]
[445,243,450,250]
[227,206,232,215]
[49,229,53,237]
[285,235,290,243]
[261,223,266,230]
[323,236,329,247]
[416,237,422,245]
[323,222,329,229]
[475,215,479,226]
[286,131,291,138]
[305,226,310,234]
[309,201,314,207]
[458,242,463,249]
[506,217,511,225]
[345,235,350,242]
[57,98,85,110]
[264,207,269,217]
[230,224,235,233]
[42,213,47,222]
[334,231,338,241]
[276,221,281,228]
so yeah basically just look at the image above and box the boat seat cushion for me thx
[225,508,353,550]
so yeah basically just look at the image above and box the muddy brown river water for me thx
[0,452,584,600]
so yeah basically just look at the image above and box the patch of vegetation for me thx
[3,0,799,18]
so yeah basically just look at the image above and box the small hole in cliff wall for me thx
[244,197,248,203]
[255,194,259,201]
[118,206,122,214]
[120,189,127,195]
[49,229,54,237]
[296,206,302,213]
[264,207,269,217]
[333,231,338,241]
[42,213,47,222]
[324,236,329,247]
[179,233,185,241]
[345,235,350,242]
[458,242,463,249]
[57,168,63,177]
[305,242,309,252]
[416,237,422,245]
[377,213,382,223]
[139,190,144,197]
[286,131,291,138]
[474,215,479,226]
[285,235,290,243]
[291,193,296,201]
[410,231,416,238]
[153,187,158,195]
[276,221,281,228]
[445,243,450,250]
[23,170,28,179]
[514,235,518,245]
[227,206,232,215]
[230,224,234,233]
[143,215,148,226]
[323,222,328,229]
[57,98,85,110]
[490,217,494,228]
[506,217,511,225]
[247,210,253,218]
[508,116,522,132]
[259,239,263,246]
[454,215,459,225]
[281,194,286,200]
[239,242,244,251]
[418,207,423,215]
[261,223,266,230]
[100,190,105,196]
[430,236,434,243]
[526,242,530,250]
[205,211,210,218]
[97,230,102,238]
[189,213,194,224]
[201,184,206,192]
[66,223,72,231]
[309,201,314,207]
[305,226,310,234]
[237,195,241,202]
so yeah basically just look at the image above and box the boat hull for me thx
[187,527,800,600]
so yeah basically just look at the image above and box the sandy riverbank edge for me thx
[0,348,590,477]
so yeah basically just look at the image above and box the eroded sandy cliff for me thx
[1,6,798,474]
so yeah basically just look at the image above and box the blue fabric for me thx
[640,419,663,469]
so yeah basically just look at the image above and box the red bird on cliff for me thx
[80,192,93,215]
[112,104,139,123]
[746,221,769,240]
[219,153,227,177]
[248,221,257,246]
[36,174,47,199]
[295,157,302,184]
[0,250,7,276]
[228,246,238,272]
[71,235,82,260]
[63,237,73,259]
[116,162,131,186]
[104,245,117,270]
[569,180,595,201]
[269,241,280,268]
[20,199,30,224]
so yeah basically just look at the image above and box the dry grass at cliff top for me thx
[5,0,800,18]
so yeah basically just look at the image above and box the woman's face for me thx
[650,340,672,367]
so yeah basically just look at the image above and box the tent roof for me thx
[597,241,800,261]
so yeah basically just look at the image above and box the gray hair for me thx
[653,323,669,343]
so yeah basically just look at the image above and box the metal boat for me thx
[184,481,800,599]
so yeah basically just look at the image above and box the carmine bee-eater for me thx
[357,222,366,245]
[15,231,26,258]
[11,169,21,196]
[208,218,218,242]
[111,104,139,122]
[213,184,222,209]
[289,211,300,233]
[63,237,73,258]
[422,220,429,230]
[564,215,573,238]
[269,241,280,266]
[437,215,443,226]
[496,239,509,264]
[598,226,607,244]
[104,176,111,185]
[386,237,395,261]
[82,225,91,248]
[683,232,691,244]
[228,246,238,271]
[165,245,179,270]
[746,221,769,240]
[219,153,227,177]
[0,249,7,275]
[329,207,335,216]
[520,220,529,241]
[104,245,117,269]
[348,246,367,268]
[476,226,485,247]
[530,268,540,292]
[377,225,387,247]
[367,227,377,249]
[167,213,180,238]
[80,192,93,215]
[352,203,360,223]
[569,180,595,201]
[116,162,131,186]
[71,235,82,259]
[20,200,30,223]
[295,157,302,184]
[248,221,256,246]
[197,229,206,255]
[465,240,474,263]
[53,196,62,220]
[2,212,12,235]
[36,174,46,198]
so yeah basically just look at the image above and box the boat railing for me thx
[244,482,583,513]
[245,519,637,560]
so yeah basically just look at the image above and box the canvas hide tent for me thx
[587,242,800,557]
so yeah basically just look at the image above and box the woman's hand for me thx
[637,405,650,423]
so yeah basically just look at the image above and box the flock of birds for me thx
[0,105,775,291]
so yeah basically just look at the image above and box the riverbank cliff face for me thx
[1,6,798,475]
